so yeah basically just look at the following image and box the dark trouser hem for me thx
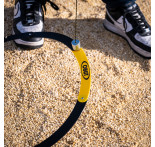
[102,0,136,8]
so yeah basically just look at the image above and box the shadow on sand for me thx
[4,7,150,71]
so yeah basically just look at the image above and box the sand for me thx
[4,0,151,146]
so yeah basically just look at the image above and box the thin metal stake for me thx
[75,0,78,43]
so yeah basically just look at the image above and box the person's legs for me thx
[102,0,151,58]
[102,0,136,8]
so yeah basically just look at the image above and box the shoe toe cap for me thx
[135,33,151,47]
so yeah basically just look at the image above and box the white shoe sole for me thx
[103,19,151,58]
[12,30,44,48]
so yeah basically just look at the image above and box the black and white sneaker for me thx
[103,3,151,58]
[13,0,59,49]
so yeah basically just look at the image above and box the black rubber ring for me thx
[4,32,87,147]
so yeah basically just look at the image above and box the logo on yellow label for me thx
[81,61,90,80]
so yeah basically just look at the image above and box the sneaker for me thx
[13,0,59,49]
[103,3,151,58]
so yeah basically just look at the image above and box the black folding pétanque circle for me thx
[4,32,91,147]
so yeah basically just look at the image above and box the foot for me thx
[13,0,59,49]
[103,3,151,58]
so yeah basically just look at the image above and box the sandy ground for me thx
[4,0,151,146]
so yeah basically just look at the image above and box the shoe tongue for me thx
[25,0,36,8]
[24,0,37,25]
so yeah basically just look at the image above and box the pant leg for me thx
[102,0,136,8]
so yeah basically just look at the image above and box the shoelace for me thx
[41,0,59,12]
[23,0,59,25]
[123,4,150,36]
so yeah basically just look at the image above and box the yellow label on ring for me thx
[72,48,91,103]
[81,61,90,80]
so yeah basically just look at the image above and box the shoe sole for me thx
[103,19,151,59]
[12,30,44,49]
